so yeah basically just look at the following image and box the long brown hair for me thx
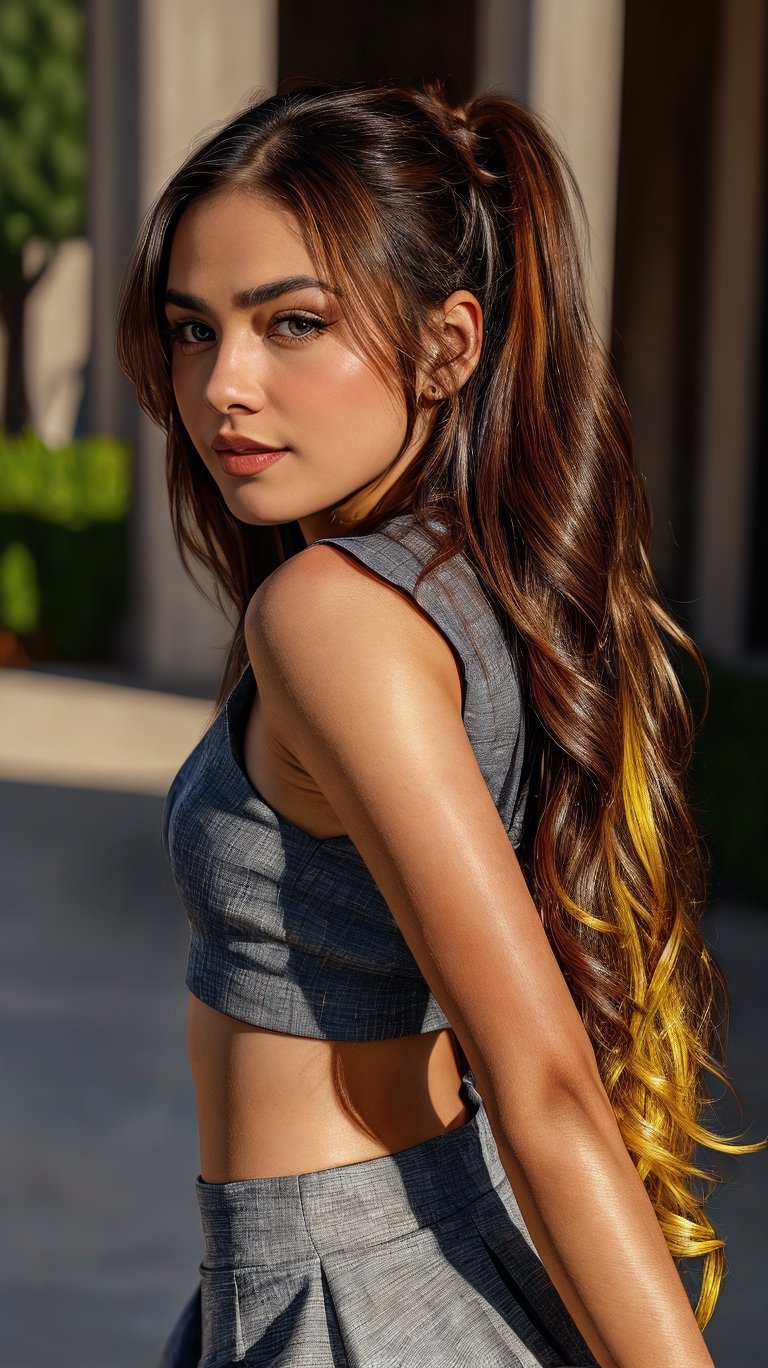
[116,79,762,1325]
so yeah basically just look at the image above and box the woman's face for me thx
[165,188,420,543]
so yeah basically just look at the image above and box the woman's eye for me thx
[272,314,325,342]
[168,320,215,346]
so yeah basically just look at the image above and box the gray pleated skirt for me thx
[157,1075,597,1368]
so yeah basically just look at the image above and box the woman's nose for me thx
[203,336,266,415]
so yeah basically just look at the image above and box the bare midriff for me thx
[190,658,472,1182]
[189,994,472,1182]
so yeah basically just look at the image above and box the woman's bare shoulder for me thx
[245,539,463,714]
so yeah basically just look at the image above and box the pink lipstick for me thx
[215,448,288,476]
[211,435,289,476]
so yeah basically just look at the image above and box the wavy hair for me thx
[116,79,763,1326]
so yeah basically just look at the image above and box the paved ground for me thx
[1,669,766,1367]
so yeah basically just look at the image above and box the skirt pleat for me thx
[203,1259,347,1368]
[320,1214,549,1367]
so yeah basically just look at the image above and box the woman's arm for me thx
[246,543,714,1368]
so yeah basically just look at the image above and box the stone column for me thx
[527,0,625,347]
[475,0,625,347]
[692,0,767,661]
[88,0,278,692]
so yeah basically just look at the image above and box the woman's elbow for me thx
[474,1031,616,1155]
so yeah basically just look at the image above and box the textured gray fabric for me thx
[162,513,528,1041]
[157,1076,598,1368]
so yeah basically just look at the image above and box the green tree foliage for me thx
[0,0,86,431]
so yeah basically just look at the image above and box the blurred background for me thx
[0,1,765,1364]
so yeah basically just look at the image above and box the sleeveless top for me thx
[161,512,528,1041]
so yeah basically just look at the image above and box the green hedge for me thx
[0,430,131,658]
[0,429,130,524]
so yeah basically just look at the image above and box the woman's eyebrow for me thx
[164,276,339,312]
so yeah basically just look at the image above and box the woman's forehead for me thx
[168,189,321,290]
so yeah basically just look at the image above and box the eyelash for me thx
[165,312,328,350]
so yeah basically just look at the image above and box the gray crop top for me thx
[162,513,528,1041]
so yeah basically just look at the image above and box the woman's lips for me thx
[214,448,288,476]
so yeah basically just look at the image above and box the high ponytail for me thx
[115,80,764,1325]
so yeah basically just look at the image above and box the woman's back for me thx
[166,510,528,1180]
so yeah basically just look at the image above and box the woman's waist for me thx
[194,1078,503,1274]
[188,994,472,1180]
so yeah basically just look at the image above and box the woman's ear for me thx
[425,290,484,399]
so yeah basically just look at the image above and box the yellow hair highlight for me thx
[614,701,763,1325]
[559,695,765,1328]
[621,698,666,895]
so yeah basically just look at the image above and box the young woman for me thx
[117,80,761,1368]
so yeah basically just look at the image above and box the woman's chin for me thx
[221,494,297,528]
